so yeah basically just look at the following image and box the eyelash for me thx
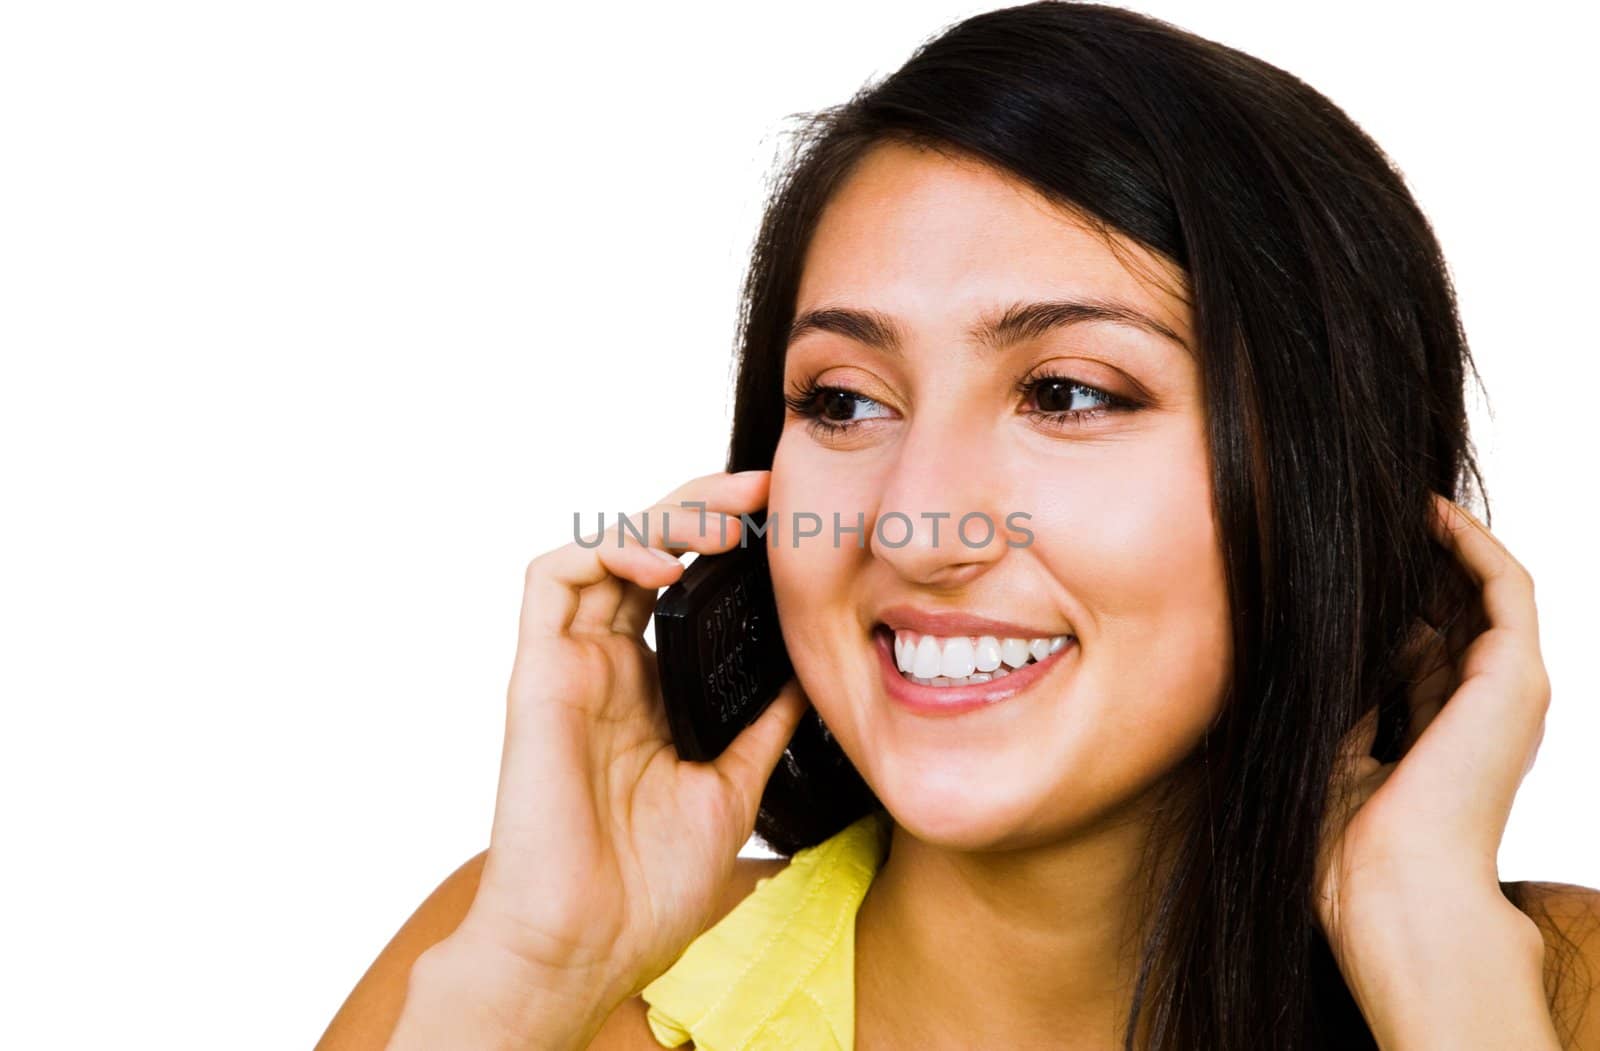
[782,371,1139,440]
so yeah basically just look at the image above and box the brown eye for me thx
[1017,373,1139,429]
[1032,378,1080,413]
[1028,377,1110,415]
[820,389,859,421]
[783,381,894,438]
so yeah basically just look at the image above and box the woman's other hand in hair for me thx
[1312,491,1558,1044]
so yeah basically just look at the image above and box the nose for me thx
[868,412,1011,589]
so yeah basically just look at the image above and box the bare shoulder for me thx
[1509,880,1600,1050]
[588,854,792,1049]
[316,850,489,1048]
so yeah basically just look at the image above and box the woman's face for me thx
[767,141,1233,850]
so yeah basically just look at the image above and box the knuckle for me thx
[629,501,665,524]
[511,640,601,707]
[653,503,713,544]
[524,549,564,587]
[1517,658,1552,707]
[657,471,720,506]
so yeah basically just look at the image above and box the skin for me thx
[766,140,1232,1045]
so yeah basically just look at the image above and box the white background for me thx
[2,2,1594,1047]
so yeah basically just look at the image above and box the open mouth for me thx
[871,624,1078,716]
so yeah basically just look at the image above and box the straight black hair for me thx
[721,3,1578,1046]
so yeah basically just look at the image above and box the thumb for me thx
[713,677,811,827]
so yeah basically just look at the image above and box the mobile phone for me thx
[653,520,793,762]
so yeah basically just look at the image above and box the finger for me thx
[1418,551,1487,666]
[613,479,774,637]
[599,505,749,636]
[1388,500,1549,830]
[711,678,812,829]
[527,500,754,640]
[1397,617,1453,753]
[1427,493,1539,642]
[1439,595,1490,671]
[1403,657,1452,754]
[571,506,746,634]
[613,562,674,639]
[612,520,772,636]
[522,521,686,641]
[655,469,770,512]
[1424,493,1548,729]
[572,574,627,636]
[1407,670,1546,830]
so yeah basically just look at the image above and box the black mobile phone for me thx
[653,522,793,762]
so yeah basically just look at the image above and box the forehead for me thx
[796,141,1191,344]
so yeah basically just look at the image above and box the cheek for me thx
[1001,431,1231,831]
[766,436,865,650]
[765,435,899,744]
[1031,429,1232,725]
[1030,424,1223,624]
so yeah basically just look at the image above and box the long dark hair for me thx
[722,3,1575,1046]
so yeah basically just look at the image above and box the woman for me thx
[321,3,1599,1048]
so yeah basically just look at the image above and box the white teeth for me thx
[940,637,976,679]
[912,636,943,679]
[1000,637,1030,668]
[890,628,1073,686]
[974,636,1001,672]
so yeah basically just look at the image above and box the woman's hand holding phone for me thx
[390,469,810,1049]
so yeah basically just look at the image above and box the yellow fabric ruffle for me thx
[640,810,892,1051]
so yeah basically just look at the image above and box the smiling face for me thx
[766,141,1233,850]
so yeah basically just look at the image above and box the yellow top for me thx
[640,810,894,1051]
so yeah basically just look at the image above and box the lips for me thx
[874,602,1072,640]
[872,624,1077,717]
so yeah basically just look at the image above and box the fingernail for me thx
[646,548,681,564]
[733,469,769,477]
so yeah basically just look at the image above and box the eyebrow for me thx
[786,298,1191,358]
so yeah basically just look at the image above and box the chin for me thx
[862,757,1052,851]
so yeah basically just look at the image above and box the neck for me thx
[854,802,1169,1049]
